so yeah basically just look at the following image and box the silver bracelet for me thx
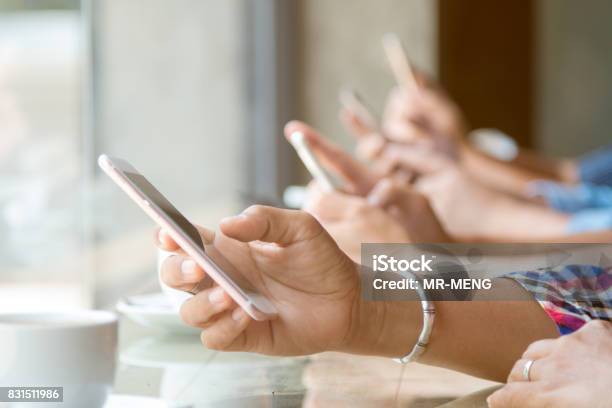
[394,272,436,364]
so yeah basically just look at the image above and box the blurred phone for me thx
[339,88,379,131]
[382,33,419,91]
[98,154,278,321]
[288,131,339,192]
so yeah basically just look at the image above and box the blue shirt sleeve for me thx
[567,208,612,233]
[578,144,612,186]
[528,181,612,213]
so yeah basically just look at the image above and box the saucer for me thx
[116,293,199,335]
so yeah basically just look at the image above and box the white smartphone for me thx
[338,88,379,131]
[382,33,419,91]
[98,154,278,321]
[288,131,339,192]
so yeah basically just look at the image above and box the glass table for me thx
[114,317,496,407]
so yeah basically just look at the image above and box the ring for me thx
[522,359,535,381]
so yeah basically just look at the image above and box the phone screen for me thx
[123,172,205,251]
[121,170,258,294]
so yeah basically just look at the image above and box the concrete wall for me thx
[96,0,246,227]
[295,0,438,151]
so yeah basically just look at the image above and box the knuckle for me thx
[299,211,321,231]
[556,334,574,349]
[244,204,267,218]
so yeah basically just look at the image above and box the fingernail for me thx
[181,260,198,280]
[232,308,245,321]
[208,287,226,304]
[486,396,492,407]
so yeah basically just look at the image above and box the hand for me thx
[488,320,612,408]
[381,81,467,158]
[285,120,379,196]
[157,205,363,355]
[285,120,415,195]
[304,178,451,260]
[338,107,387,162]
[337,102,454,182]
[367,178,452,243]
[303,185,411,260]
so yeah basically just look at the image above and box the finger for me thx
[487,382,544,408]
[366,178,407,209]
[507,358,543,383]
[160,254,210,291]
[354,134,386,161]
[383,118,431,144]
[220,205,323,245]
[338,108,374,139]
[200,307,252,351]
[284,120,377,195]
[303,190,366,222]
[155,228,180,251]
[382,143,448,175]
[155,225,216,251]
[522,338,556,360]
[179,286,233,328]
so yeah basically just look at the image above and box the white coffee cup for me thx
[0,310,118,408]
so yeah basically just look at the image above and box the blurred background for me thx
[1,0,611,312]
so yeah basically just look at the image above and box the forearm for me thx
[512,148,578,184]
[348,278,558,382]
[464,191,570,241]
[461,144,552,197]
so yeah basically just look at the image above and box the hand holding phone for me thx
[98,154,278,321]
[289,131,339,192]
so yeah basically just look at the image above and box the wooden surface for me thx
[303,352,497,407]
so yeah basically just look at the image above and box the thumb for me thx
[219,205,323,246]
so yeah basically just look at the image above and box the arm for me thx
[460,144,577,198]
[352,277,558,382]
[157,205,558,383]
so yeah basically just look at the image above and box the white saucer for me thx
[116,293,200,335]
[105,394,168,407]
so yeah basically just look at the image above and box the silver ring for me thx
[522,359,535,381]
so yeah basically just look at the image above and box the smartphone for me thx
[338,88,379,131]
[382,33,419,91]
[288,131,339,192]
[98,154,278,321]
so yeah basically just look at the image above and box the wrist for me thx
[340,265,422,358]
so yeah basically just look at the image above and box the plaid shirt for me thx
[507,265,611,335]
